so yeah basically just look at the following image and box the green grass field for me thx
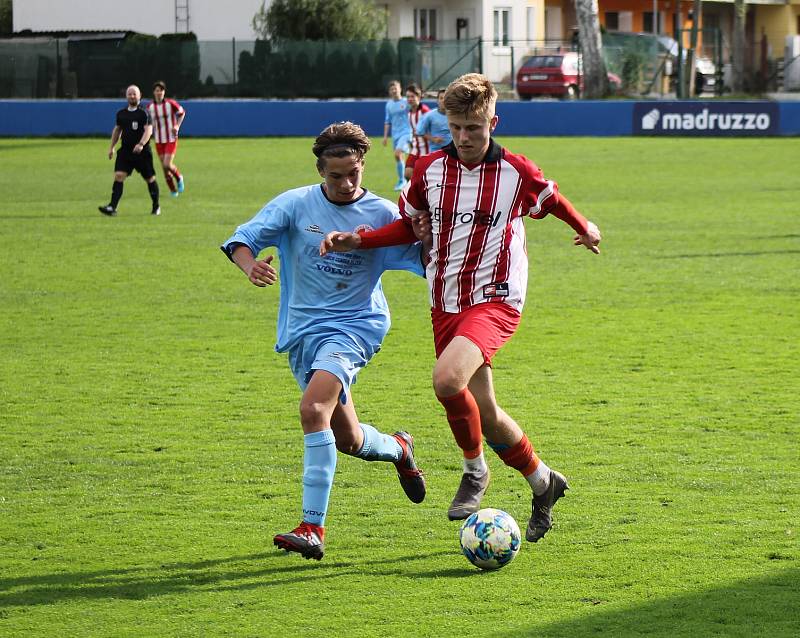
[1,135,798,637]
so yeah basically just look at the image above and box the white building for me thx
[13,0,551,84]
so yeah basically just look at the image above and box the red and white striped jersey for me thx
[399,140,560,314]
[408,104,431,157]
[147,98,184,144]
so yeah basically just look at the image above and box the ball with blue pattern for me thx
[459,508,521,570]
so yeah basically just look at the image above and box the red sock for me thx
[437,388,483,457]
[164,173,176,192]
[496,435,540,477]
[170,166,182,180]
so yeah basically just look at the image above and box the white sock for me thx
[526,460,551,496]
[463,453,488,476]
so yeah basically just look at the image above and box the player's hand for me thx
[107,149,113,160]
[246,255,277,287]
[320,231,361,256]
[133,143,142,154]
[382,138,388,147]
[173,126,179,135]
[411,212,432,243]
[575,221,601,254]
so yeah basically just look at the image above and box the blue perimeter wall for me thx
[2,99,799,136]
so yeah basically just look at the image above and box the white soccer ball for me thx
[459,508,521,570]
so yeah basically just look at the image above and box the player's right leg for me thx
[432,336,489,520]
[99,171,128,216]
[160,153,177,195]
[273,370,340,561]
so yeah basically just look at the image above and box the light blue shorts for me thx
[393,133,411,153]
[288,332,374,404]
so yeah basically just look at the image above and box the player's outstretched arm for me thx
[231,244,277,287]
[574,221,601,254]
[320,232,361,256]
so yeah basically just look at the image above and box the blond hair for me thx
[443,73,497,121]
[312,121,371,171]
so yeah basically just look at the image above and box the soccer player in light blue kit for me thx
[382,80,412,191]
[415,88,452,152]
[221,122,427,561]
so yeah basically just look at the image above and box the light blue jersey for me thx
[222,185,424,377]
[385,98,411,147]
[415,109,451,152]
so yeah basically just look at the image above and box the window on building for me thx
[494,8,511,46]
[643,12,662,34]
[414,9,438,41]
[605,12,619,32]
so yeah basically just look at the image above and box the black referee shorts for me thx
[115,147,156,179]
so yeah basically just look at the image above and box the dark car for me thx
[516,52,621,100]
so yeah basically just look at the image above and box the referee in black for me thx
[99,85,161,216]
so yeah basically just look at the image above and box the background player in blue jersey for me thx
[221,121,428,561]
[382,80,412,191]
[415,89,452,153]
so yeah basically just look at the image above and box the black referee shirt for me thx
[116,106,152,152]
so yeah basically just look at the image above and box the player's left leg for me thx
[330,393,425,504]
[145,176,160,216]
[393,145,406,190]
[470,366,569,543]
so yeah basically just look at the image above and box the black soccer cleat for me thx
[151,206,161,216]
[392,431,426,504]
[526,469,569,542]
[273,522,325,560]
[98,205,117,216]
[447,468,490,520]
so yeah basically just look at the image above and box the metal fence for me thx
[0,35,481,99]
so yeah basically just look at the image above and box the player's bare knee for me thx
[432,370,466,398]
[299,400,329,429]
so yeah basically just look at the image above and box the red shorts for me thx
[405,153,420,170]
[431,302,521,365]
[155,141,178,156]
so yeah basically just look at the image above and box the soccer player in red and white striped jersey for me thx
[404,83,430,182]
[321,73,601,544]
[147,81,186,197]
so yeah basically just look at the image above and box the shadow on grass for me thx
[494,568,800,638]
[0,549,474,607]
[663,250,800,259]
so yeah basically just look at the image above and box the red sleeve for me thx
[550,194,588,234]
[357,217,416,249]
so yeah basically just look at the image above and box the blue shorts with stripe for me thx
[287,331,376,404]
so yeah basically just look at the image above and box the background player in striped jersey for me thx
[321,73,601,544]
[221,122,427,561]
[382,80,412,191]
[148,81,186,197]
[403,83,430,182]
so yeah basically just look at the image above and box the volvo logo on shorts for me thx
[634,102,779,136]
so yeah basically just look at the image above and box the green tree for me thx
[251,0,386,41]
[0,0,12,35]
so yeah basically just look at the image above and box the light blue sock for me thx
[396,159,404,182]
[355,423,403,462]
[301,429,337,527]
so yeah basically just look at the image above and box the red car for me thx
[516,52,621,100]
